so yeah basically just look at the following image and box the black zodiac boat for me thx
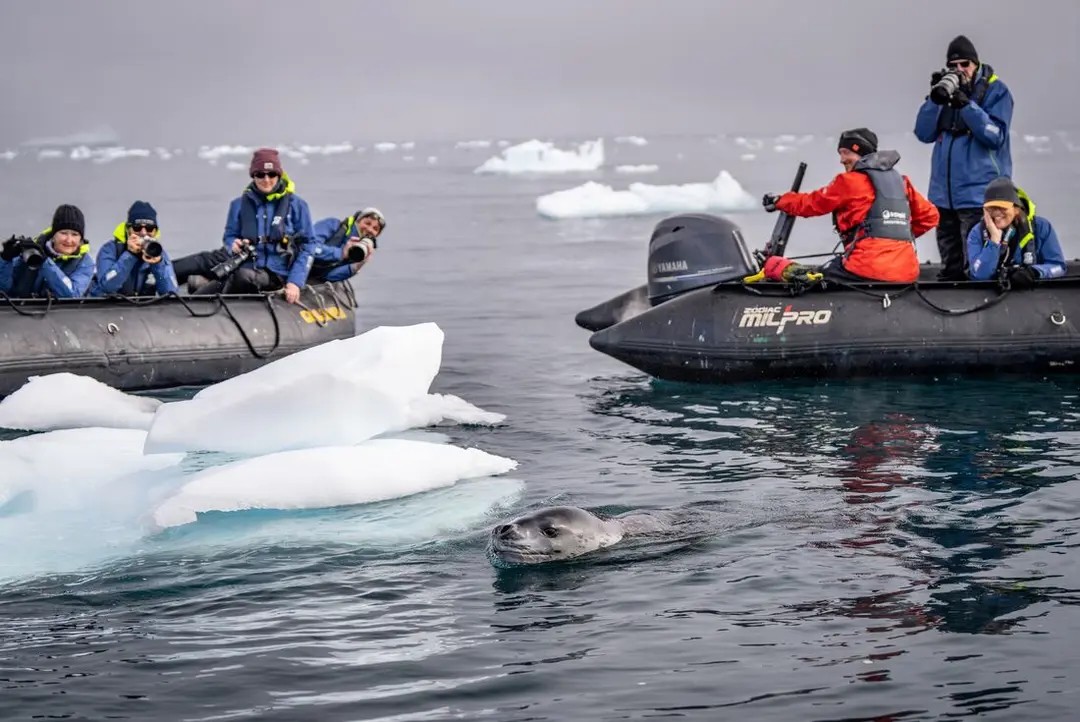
[576,165,1080,384]
[0,280,358,397]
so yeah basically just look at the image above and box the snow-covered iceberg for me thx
[475,138,604,174]
[0,373,162,431]
[535,170,757,219]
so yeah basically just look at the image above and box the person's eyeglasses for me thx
[947,60,973,69]
[987,207,1009,218]
[130,223,157,233]
[252,171,280,179]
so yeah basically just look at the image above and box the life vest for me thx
[994,187,1039,273]
[9,230,90,297]
[935,63,999,137]
[325,214,359,249]
[834,151,915,249]
[237,176,295,247]
[107,222,155,295]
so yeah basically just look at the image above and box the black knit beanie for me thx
[947,35,979,64]
[838,128,878,157]
[51,204,86,237]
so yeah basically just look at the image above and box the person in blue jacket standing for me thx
[90,200,179,297]
[914,35,1014,281]
[308,207,386,284]
[219,147,315,304]
[0,204,95,298]
[967,177,1066,288]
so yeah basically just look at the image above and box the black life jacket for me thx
[237,184,294,247]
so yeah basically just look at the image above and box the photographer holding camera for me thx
[90,201,179,297]
[0,204,95,298]
[307,208,386,284]
[914,34,1014,282]
[214,147,315,303]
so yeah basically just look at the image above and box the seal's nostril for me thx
[495,524,515,539]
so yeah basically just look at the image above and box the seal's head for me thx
[487,506,623,567]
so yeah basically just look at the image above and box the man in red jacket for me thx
[763,128,940,283]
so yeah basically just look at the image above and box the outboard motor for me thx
[646,213,757,304]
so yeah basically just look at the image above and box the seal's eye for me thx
[541,526,559,538]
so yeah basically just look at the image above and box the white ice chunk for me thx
[614,135,648,146]
[150,438,518,529]
[536,170,756,219]
[615,164,659,174]
[143,324,445,455]
[474,138,604,174]
[197,144,253,161]
[405,393,506,427]
[0,373,162,431]
[455,140,492,149]
[374,142,398,152]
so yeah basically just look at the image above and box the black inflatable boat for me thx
[0,281,358,397]
[576,211,1080,384]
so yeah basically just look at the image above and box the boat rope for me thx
[0,291,53,317]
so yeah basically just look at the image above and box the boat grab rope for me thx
[0,291,54,317]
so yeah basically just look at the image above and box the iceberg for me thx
[535,170,757,219]
[150,438,518,529]
[0,373,162,431]
[474,138,604,174]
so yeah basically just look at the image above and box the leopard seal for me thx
[486,505,670,567]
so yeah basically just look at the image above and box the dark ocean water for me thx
[1,132,1080,720]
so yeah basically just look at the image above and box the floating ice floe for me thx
[474,138,604,174]
[455,139,492,149]
[149,438,518,529]
[198,144,254,162]
[614,135,648,146]
[615,164,659,174]
[0,150,15,161]
[36,149,64,160]
[535,170,756,219]
[374,142,398,152]
[143,323,503,456]
[0,373,162,432]
[296,142,354,155]
[427,156,439,164]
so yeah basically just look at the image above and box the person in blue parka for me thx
[914,34,1014,282]
[90,200,179,297]
[308,207,386,284]
[0,204,95,298]
[967,177,1066,289]
[217,147,315,304]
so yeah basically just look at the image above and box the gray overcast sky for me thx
[1,0,1077,146]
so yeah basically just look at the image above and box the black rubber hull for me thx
[585,279,1080,383]
[0,282,358,397]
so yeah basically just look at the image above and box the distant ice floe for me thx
[198,144,253,162]
[1023,134,1052,154]
[68,146,152,164]
[20,125,120,149]
[615,164,659,175]
[36,149,64,160]
[1,150,16,161]
[427,155,439,164]
[0,373,161,432]
[614,135,648,146]
[536,170,756,219]
[455,139,492,149]
[374,142,398,152]
[474,138,604,174]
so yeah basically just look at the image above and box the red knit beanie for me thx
[249,147,282,175]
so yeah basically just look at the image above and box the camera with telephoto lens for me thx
[142,240,163,260]
[931,68,964,105]
[19,238,44,269]
[210,242,255,280]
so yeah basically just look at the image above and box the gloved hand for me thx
[1,235,19,261]
[1007,265,1039,289]
[949,88,970,109]
[762,193,781,213]
[931,69,944,86]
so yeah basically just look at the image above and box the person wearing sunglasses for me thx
[307,208,387,284]
[89,200,179,297]
[966,177,1065,288]
[0,204,95,298]
[914,34,1015,282]
[217,147,315,303]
